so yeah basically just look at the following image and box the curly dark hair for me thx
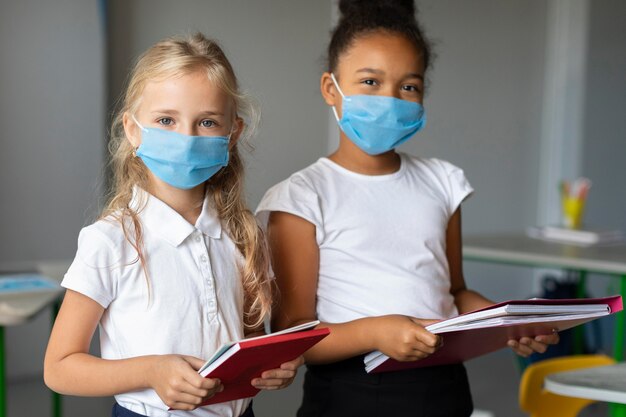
[327,0,432,73]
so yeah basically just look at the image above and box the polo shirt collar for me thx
[131,187,222,247]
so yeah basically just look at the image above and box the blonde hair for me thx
[103,33,272,329]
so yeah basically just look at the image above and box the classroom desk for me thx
[0,261,68,417]
[462,234,626,361]
[545,362,626,404]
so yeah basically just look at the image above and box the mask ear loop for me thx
[330,73,347,122]
[131,115,147,157]
[131,115,149,132]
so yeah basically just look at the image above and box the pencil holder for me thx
[561,196,585,229]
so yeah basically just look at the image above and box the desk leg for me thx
[573,270,587,354]
[614,274,625,362]
[0,326,4,417]
[609,275,626,417]
[51,300,62,417]
[610,404,626,417]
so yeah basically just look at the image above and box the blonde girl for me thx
[44,33,302,417]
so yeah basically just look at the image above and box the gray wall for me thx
[0,0,105,379]
[0,1,105,263]
[582,0,626,234]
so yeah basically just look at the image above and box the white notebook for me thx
[527,226,624,246]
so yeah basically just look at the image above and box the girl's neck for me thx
[328,135,401,175]
[147,178,205,225]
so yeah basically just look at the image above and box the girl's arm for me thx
[268,211,440,365]
[446,208,494,313]
[446,208,559,356]
[44,290,221,410]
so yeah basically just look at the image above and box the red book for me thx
[365,295,622,373]
[197,321,329,406]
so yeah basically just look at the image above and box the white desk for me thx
[463,234,626,361]
[0,260,69,417]
[463,234,626,276]
[545,362,626,404]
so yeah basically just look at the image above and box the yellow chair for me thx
[519,354,615,417]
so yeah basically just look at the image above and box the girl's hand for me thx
[373,315,442,362]
[507,332,560,357]
[149,355,223,411]
[251,355,305,390]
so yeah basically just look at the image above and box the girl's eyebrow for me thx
[150,109,224,116]
[355,68,424,81]
[199,110,225,117]
[151,109,180,115]
[356,67,385,75]
[404,73,424,81]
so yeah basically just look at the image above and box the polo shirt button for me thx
[201,255,208,262]
[195,235,202,242]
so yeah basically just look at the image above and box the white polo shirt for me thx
[256,153,473,324]
[62,188,249,417]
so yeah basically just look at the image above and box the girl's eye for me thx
[402,85,421,93]
[157,117,173,126]
[201,120,216,128]
[362,79,378,86]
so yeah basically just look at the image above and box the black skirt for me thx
[297,356,473,417]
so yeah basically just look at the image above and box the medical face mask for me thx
[132,115,230,189]
[330,73,426,155]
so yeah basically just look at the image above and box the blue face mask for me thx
[132,116,230,189]
[331,73,426,155]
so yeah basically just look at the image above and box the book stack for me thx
[364,296,622,373]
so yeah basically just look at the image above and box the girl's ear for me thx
[122,112,142,148]
[228,117,244,149]
[320,72,340,107]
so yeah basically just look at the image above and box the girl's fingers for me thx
[252,377,295,389]
[177,379,215,399]
[508,340,533,357]
[196,377,222,391]
[413,339,440,355]
[280,356,305,370]
[508,338,548,357]
[182,355,208,371]
[414,330,440,348]
[260,369,296,380]
[166,391,206,409]
[535,333,559,345]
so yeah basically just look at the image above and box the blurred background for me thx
[1,0,624,416]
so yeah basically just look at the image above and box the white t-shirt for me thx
[62,188,250,417]
[256,153,473,323]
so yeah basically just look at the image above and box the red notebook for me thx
[365,295,622,373]
[197,322,329,406]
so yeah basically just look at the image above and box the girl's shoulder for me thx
[74,214,136,264]
[400,153,466,177]
[400,153,474,213]
[262,158,329,198]
[256,159,330,229]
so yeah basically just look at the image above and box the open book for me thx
[196,321,329,406]
[364,295,622,373]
